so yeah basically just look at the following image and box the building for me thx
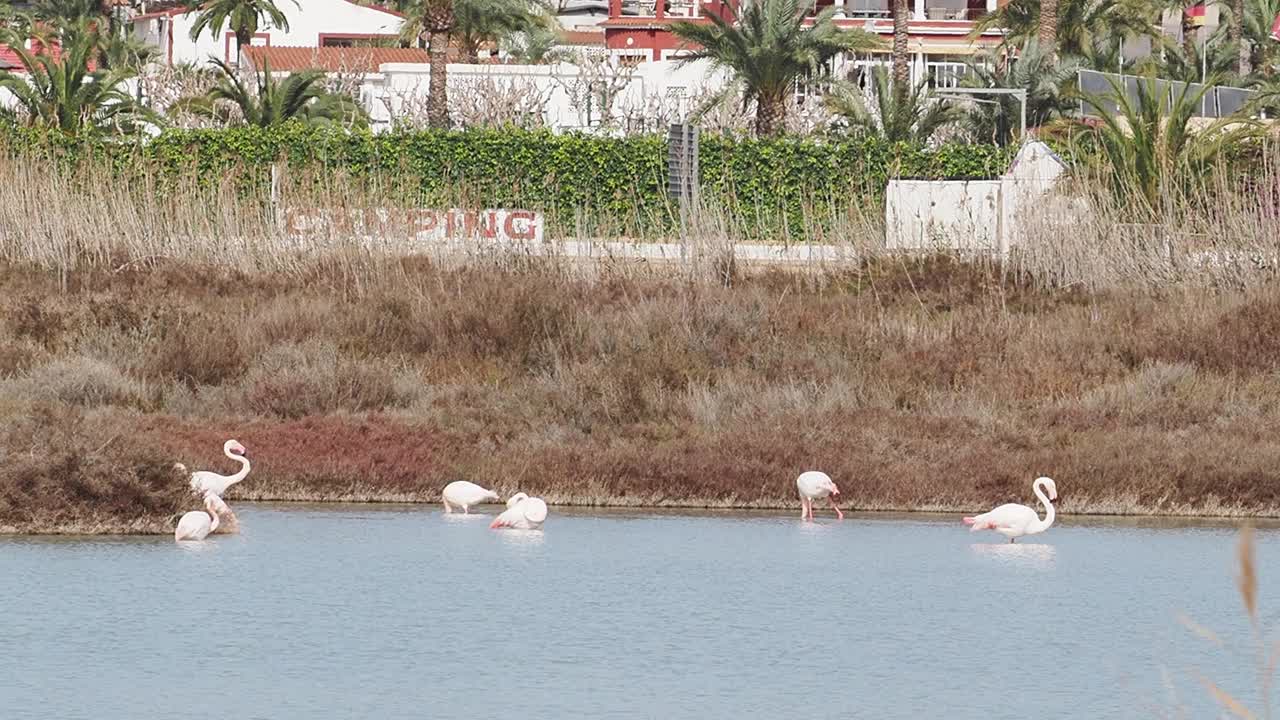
[601,0,1006,86]
[130,0,404,66]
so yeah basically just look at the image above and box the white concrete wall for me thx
[998,140,1068,252]
[134,0,403,66]
[366,58,729,132]
[884,180,1002,251]
[885,141,1068,253]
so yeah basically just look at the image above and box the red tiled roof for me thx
[243,45,430,73]
[0,45,21,70]
[0,36,63,72]
[559,29,606,46]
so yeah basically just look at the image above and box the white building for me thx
[363,57,727,132]
[131,0,404,66]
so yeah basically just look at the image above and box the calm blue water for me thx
[1,505,1277,719]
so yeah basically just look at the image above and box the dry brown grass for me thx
[4,252,1280,534]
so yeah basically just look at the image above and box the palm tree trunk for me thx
[755,92,786,137]
[1037,0,1057,53]
[428,30,450,129]
[1230,0,1250,76]
[1182,5,1196,57]
[891,0,909,100]
[236,28,252,66]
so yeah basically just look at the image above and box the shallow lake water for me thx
[2,504,1278,719]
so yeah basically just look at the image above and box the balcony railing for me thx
[820,0,993,20]
[620,0,702,17]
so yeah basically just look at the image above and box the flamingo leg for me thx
[827,495,844,521]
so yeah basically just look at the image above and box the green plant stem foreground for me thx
[5,255,1280,535]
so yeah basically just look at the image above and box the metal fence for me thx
[1077,69,1260,119]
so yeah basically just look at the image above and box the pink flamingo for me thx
[964,477,1058,543]
[796,471,843,521]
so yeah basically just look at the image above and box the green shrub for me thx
[0,124,1016,238]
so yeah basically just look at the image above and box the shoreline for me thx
[2,494,1276,537]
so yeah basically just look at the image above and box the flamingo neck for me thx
[1030,480,1055,534]
[206,503,221,533]
[223,449,250,486]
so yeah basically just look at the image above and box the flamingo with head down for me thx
[964,476,1059,543]
[175,494,222,542]
[491,493,548,530]
[796,471,843,521]
[441,481,500,514]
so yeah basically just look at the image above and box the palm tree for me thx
[172,58,368,128]
[1139,27,1238,82]
[972,0,1159,59]
[1039,0,1058,53]
[962,40,1081,144]
[188,0,295,65]
[454,0,550,62]
[0,22,152,133]
[1241,0,1279,76]
[670,0,881,136]
[395,0,455,128]
[1228,0,1250,75]
[892,0,909,100]
[826,67,962,143]
[1073,73,1261,216]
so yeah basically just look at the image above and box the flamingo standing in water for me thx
[441,481,500,514]
[179,439,250,497]
[796,471,843,521]
[964,476,1059,543]
[205,493,239,534]
[175,494,222,541]
[490,493,548,530]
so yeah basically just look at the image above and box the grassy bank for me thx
[4,250,1280,535]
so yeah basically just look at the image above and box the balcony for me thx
[612,0,993,21]
[617,0,717,19]
[820,0,993,20]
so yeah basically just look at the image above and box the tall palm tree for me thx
[1139,26,1238,82]
[892,0,909,100]
[395,0,455,128]
[1074,73,1261,216]
[1242,0,1280,76]
[826,66,962,143]
[972,0,1159,59]
[188,0,295,65]
[1228,0,1250,75]
[671,0,881,136]
[962,40,1081,144]
[454,0,549,62]
[1038,0,1058,52]
[172,58,368,128]
[0,22,152,133]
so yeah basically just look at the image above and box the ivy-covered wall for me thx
[2,124,1017,236]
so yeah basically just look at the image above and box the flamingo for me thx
[441,480,500,514]
[174,494,222,541]
[796,471,843,521]
[179,439,250,497]
[490,494,548,530]
[964,476,1059,543]
[205,493,239,534]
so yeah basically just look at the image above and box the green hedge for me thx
[2,124,1017,237]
